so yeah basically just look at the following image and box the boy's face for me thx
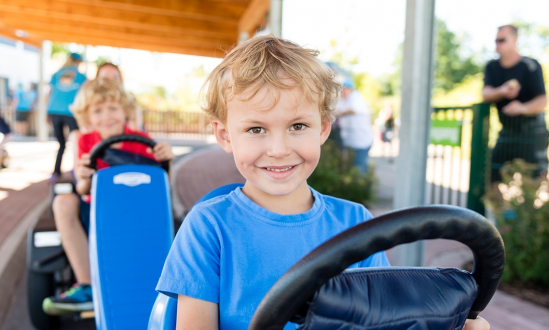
[88,100,126,139]
[213,86,331,200]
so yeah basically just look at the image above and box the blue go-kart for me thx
[26,134,174,330]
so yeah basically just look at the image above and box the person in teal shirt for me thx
[14,83,37,136]
[47,53,86,180]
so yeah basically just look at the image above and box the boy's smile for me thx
[213,86,331,214]
[88,100,126,139]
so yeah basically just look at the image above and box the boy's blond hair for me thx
[71,78,136,128]
[202,35,341,123]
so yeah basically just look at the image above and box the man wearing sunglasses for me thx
[483,25,548,183]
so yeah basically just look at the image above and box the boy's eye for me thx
[290,124,306,131]
[248,127,265,134]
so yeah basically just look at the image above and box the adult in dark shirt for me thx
[482,25,548,182]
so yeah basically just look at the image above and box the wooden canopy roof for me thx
[0,0,271,57]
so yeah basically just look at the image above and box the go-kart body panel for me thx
[148,294,177,330]
[90,164,174,330]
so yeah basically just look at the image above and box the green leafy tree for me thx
[95,56,113,67]
[434,19,481,92]
[379,43,403,97]
[50,43,69,59]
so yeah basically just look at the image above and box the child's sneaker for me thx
[42,284,93,315]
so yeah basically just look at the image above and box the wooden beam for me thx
[0,23,43,47]
[20,30,232,58]
[0,0,239,39]
[89,0,250,23]
[239,0,270,36]
[0,13,236,50]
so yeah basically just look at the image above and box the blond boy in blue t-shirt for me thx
[156,35,490,330]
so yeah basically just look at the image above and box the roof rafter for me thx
[0,0,271,57]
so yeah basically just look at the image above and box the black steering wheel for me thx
[249,205,505,329]
[88,134,170,173]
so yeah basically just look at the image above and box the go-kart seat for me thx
[148,183,244,330]
[88,135,174,330]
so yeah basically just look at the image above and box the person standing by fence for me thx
[336,79,374,175]
[47,53,87,181]
[482,24,548,183]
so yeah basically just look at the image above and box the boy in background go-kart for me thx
[155,36,489,330]
[43,78,174,315]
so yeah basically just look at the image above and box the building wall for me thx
[0,36,40,90]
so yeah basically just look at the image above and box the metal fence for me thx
[488,110,549,183]
[0,108,213,140]
[142,110,211,138]
[426,104,490,215]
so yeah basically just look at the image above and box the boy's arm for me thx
[176,294,218,330]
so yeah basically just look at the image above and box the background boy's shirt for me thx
[78,126,155,170]
[47,66,87,116]
[78,126,156,203]
[15,88,37,111]
[156,186,389,330]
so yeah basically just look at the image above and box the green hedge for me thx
[308,140,378,207]
[485,159,549,288]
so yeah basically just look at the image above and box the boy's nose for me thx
[266,134,291,158]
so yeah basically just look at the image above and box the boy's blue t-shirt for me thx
[15,88,37,111]
[47,66,87,116]
[156,186,390,330]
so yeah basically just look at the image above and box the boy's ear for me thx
[212,120,233,153]
[320,118,332,145]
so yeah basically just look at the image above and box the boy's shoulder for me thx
[191,191,238,217]
[80,127,149,142]
[320,192,372,219]
[126,127,150,138]
[319,193,366,210]
[79,130,100,144]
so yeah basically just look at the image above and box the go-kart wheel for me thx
[88,134,170,172]
[27,271,59,330]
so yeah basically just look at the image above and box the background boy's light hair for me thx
[71,78,136,128]
[202,35,341,123]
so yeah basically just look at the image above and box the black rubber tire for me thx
[27,271,60,330]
